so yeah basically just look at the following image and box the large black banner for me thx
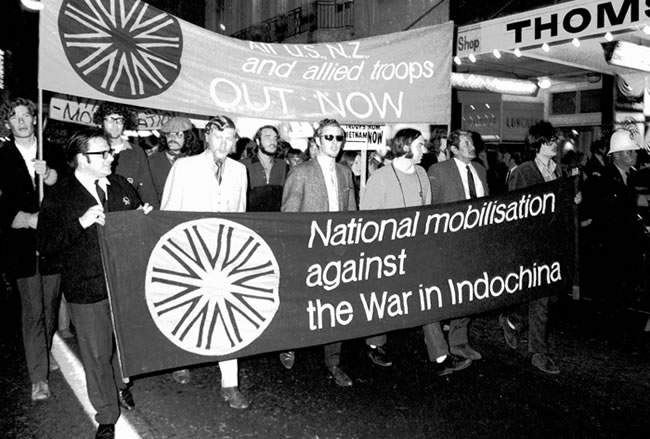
[99,179,576,377]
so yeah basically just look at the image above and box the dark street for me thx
[2,287,649,439]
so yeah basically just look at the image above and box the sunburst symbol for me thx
[58,0,183,99]
[145,219,280,356]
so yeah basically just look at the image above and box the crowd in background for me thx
[1,96,649,439]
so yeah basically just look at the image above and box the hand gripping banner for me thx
[39,0,452,124]
[98,180,577,377]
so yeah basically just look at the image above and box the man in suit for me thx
[498,120,563,374]
[585,129,645,345]
[0,97,63,401]
[161,115,249,409]
[426,130,488,375]
[280,118,357,387]
[148,117,201,208]
[240,125,288,212]
[37,127,151,439]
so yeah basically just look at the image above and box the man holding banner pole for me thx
[280,118,357,387]
[426,130,488,374]
[161,115,249,409]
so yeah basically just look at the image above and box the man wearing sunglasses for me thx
[280,118,357,387]
[93,101,159,208]
[37,127,152,439]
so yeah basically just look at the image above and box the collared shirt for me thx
[452,157,485,199]
[614,163,635,186]
[15,138,38,183]
[75,170,110,206]
[257,153,274,184]
[317,154,339,211]
[535,156,558,182]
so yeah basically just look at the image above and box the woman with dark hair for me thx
[339,150,361,204]
[358,127,431,368]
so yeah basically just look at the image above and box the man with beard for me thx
[93,102,159,208]
[241,125,287,211]
[148,117,201,207]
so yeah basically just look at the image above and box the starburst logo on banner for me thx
[145,219,281,356]
[58,0,183,99]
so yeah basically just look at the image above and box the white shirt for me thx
[316,154,339,212]
[453,157,485,199]
[15,138,38,184]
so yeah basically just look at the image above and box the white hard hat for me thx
[608,129,640,154]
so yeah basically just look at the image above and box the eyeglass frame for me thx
[104,116,126,125]
[84,149,115,159]
[320,134,345,142]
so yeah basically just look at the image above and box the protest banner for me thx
[40,0,452,124]
[98,179,576,377]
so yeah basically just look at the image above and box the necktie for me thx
[215,161,223,185]
[466,165,477,199]
[95,180,107,208]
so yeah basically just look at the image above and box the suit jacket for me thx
[161,151,247,213]
[0,140,65,277]
[427,158,489,204]
[281,158,357,212]
[37,174,141,304]
[508,160,560,191]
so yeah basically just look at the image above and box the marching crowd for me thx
[1,97,648,439]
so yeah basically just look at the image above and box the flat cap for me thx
[160,117,192,133]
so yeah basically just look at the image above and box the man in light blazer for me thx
[425,130,488,376]
[280,118,357,387]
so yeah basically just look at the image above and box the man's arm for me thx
[281,167,304,213]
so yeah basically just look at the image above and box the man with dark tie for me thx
[160,115,249,409]
[37,127,151,439]
[426,130,488,375]
[280,118,357,387]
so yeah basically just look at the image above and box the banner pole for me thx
[38,87,44,203]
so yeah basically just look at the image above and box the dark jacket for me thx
[37,174,141,304]
[0,140,65,277]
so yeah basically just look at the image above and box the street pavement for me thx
[2,287,649,439]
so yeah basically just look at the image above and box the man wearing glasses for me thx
[93,101,159,208]
[280,118,357,387]
[37,128,152,439]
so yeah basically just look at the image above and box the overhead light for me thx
[451,72,539,96]
[513,48,522,57]
[220,23,227,32]
[21,0,43,10]
[605,32,613,41]
[537,76,552,89]
[572,38,580,48]
[485,103,491,109]
[493,49,501,59]
[454,56,462,65]
[603,40,650,72]
[643,25,650,35]
[468,54,477,63]
[542,43,550,52]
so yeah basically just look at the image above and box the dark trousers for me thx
[423,317,471,361]
[505,295,557,355]
[16,270,60,383]
[68,299,125,424]
[324,342,342,368]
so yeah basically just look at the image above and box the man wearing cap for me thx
[149,117,201,206]
[240,125,287,211]
[585,129,646,344]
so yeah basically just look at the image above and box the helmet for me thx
[160,117,192,133]
[608,129,639,154]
